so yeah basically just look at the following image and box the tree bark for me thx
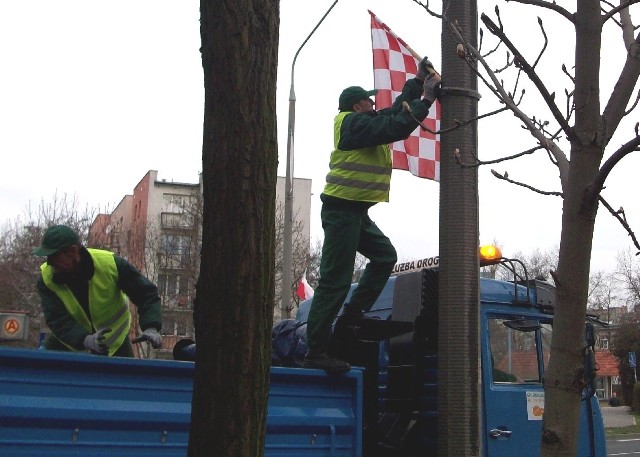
[541,1,603,455]
[189,1,279,456]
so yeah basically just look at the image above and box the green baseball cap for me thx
[33,225,80,256]
[338,86,378,111]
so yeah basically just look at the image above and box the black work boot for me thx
[335,305,365,334]
[339,304,365,324]
[302,349,351,374]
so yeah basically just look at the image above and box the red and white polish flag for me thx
[296,275,315,301]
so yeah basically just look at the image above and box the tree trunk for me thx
[540,1,603,455]
[189,1,279,456]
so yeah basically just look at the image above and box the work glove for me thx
[84,327,111,355]
[132,328,163,349]
[423,76,442,103]
[416,56,434,81]
[400,78,424,102]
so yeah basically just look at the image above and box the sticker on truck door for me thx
[526,391,544,420]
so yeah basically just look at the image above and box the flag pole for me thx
[368,10,441,79]
[281,0,340,321]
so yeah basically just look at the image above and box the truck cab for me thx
[296,251,606,457]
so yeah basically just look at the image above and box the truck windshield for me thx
[489,317,552,384]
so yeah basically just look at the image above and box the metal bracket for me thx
[440,86,482,100]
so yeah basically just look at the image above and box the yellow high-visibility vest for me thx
[41,249,130,356]
[323,111,392,203]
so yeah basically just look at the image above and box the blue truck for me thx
[0,250,606,456]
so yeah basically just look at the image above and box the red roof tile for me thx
[595,350,620,377]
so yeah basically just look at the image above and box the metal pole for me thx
[438,1,480,455]
[281,0,340,321]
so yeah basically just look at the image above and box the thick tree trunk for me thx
[540,1,603,455]
[189,1,279,456]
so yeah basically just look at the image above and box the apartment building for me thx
[88,170,312,358]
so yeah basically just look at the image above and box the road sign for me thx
[629,352,636,369]
[0,312,28,341]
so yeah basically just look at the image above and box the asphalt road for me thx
[603,405,639,456]
[607,433,640,455]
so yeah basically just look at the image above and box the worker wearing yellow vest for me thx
[304,59,441,373]
[33,225,163,357]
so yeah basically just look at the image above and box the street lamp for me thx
[281,0,340,321]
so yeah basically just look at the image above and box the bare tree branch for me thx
[508,68,525,99]
[449,19,571,189]
[600,0,633,28]
[494,51,514,73]
[478,5,509,60]
[603,31,640,143]
[532,16,548,69]
[481,13,575,142]
[601,0,640,25]
[564,89,576,123]
[598,198,640,253]
[455,145,544,167]
[403,101,510,135]
[480,27,502,58]
[505,0,575,23]
[561,64,575,84]
[624,88,640,115]
[444,106,511,132]
[541,143,560,165]
[617,1,636,48]
[583,125,640,208]
[601,2,625,29]
[411,0,442,19]
[490,169,563,196]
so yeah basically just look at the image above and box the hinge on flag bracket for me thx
[440,86,482,100]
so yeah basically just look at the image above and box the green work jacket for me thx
[324,111,393,203]
[323,78,434,204]
[40,249,130,356]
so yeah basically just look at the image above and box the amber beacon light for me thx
[479,245,503,266]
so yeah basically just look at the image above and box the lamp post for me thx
[280,0,340,321]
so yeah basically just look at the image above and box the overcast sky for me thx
[1,1,639,274]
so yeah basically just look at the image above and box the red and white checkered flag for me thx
[369,10,441,181]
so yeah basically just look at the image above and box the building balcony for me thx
[161,295,193,310]
[161,212,196,229]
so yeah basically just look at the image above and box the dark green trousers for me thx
[306,204,397,352]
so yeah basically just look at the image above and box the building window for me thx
[167,274,178,295]
[162,212,194,228]
[163,316,175,335]
[600,338,609,350]
[160,234,192,264]
[164,193,195,213]
[176,319,187,336]
[158,273,191,300]
[162,316,189,336]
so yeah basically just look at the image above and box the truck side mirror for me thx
[503,318,541,332]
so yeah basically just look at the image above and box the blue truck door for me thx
[481,314,551,456]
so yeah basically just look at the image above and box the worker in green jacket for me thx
[33,224,163,357]
[303,60,441,373]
